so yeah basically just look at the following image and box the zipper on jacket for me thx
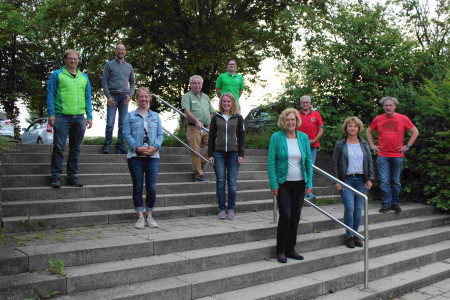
[225,117,228,152]
[74,73,78,115]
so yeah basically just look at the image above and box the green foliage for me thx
[245,126,279,149]
[47,259,66,276]
[17,214,34,232]
[23,285,60,300]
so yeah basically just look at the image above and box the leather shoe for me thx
[51,178,61,189]
[67,178,84,187]
[276,253,287,263]
[286,252,304,260]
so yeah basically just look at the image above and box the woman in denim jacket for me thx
[123,87,164,229]
[332,116,374,248]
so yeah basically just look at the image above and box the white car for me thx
[0,113,14,138]
[20,118,54,144]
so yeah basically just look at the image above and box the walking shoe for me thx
[116,149,127,154]
[379,206,390,213]
[306,193,316,199]
[145,215,158,228]
[51,178,61,189]
[103,150,110,154]
[67,178,84,187]
[345,236,355,248]
[135,217,145,229]
[353,236,363,247]
[218,210,226,219]
[227,209,235,220]
[276,253,287,263]
[195,175,209,183]
[286,252,304,260]
[392,204,402,213]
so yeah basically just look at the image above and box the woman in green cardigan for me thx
[267,108,313,263]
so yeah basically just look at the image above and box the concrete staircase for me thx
[0,144,449,300]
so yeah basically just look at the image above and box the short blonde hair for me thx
[135,87,151,104]
[219,93,239,115]
[63,49,80,59]
[341,116,364,136]
[278,108,301,129]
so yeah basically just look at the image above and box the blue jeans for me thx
[377,156,403,208]
[213,151,240,211]
[104,94,128,152]
[51,114,86,179]
[127,157,160,212]
[340,175,366,238]
[310,146,318,188]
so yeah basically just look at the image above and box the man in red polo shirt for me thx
[297,95,324,198]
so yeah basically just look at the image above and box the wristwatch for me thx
[406,143,411,148]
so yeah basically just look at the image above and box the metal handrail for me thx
[272,164,369,290]
[153,94,210,164]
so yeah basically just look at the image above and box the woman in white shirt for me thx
[332,117,374,248]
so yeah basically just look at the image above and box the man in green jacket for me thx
[47,49,93,188]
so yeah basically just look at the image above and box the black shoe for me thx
[103,150,110,154]
[353,236,363,247]
[116,149,127,154]
[392,204,402,213]
[67,178,84,187]
[286,252,304,260]
[51,178,61,189]
[276,253,287,263]
[379,206,391,213]
[345,236,355,248]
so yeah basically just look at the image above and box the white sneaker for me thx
[135,217,145,229]
[146,215,158,228]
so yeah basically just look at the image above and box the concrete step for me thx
[312,261,450,300]
[1,205,444,274]
[200,241,449,300]
[1,162,269,175]
[5,224,447,300]
[3,171,335,188]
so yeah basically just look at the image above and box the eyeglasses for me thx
[66,57,79,61]
[300,102,310,104]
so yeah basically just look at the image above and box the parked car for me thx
[19,118,54,144]
[244,103,279,133]
[0,112,14,138]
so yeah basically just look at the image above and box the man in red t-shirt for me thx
[366,97,419,213]
[297,95,324,198]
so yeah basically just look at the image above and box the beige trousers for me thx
[186,126,209,176]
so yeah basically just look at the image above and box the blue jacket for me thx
[267,130,313,190]
[123,108,163,155]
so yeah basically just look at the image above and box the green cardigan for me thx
[267,130,313,190]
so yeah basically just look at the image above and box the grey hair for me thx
[189,75,204,85]
[380,96,398,105]
[300,95,311,103]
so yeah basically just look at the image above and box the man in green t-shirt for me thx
[181,75,214,182]
[215,59,245,110]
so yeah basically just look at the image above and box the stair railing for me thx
[272,164,370,290]
[152,94,209,164]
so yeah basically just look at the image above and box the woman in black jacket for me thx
[333,116,374,248]
[208,93,245,220]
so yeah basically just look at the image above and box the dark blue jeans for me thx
[213,151,240,211]
[51,114,86,179]
[127,157,160,212]
[104,94,128,152]
[310,146,318,188]
[340,175,366,238]
[377,156,403,208]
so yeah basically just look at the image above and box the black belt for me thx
[347,173,364,177]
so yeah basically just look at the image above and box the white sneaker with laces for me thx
[135,217,145,229]
[146,215,158,228]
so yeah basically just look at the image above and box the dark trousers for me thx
[276,180,305,255]
[51,114,86,179]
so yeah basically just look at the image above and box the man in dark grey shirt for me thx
[102,44,135,154]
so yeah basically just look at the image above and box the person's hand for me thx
[107,97,115,108]
[208,157,215,165]
[48,116,55,127]
[147,146,157,153]
[309,140,314,145]
[237,156,244,164]
[398,145,409,154]
[136,146,151,155]
[271,189,278,196]
[86,119,93,129]
[334,183,342,191]
[124,95,131,105]
[370,145,380,152]
[195,120,203,130]
[365,180,373,190]
[305,187,312,195]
